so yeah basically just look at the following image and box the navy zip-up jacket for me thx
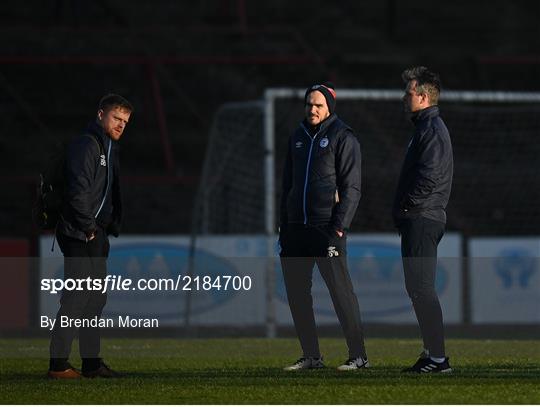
[393,105,453,225]
[58,121,122,241]
[280,114,361,231]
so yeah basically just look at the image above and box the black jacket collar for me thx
[411,105,439,125]
[86,121,110,149]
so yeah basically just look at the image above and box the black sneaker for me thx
[401,350,429,372]
[283,356,325,371]
[402,357,452,374]
[82,359,122,378]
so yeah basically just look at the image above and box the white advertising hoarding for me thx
[469,237,540,323]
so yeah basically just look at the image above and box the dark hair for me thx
[98,93,134,113]
[401,66,441,105]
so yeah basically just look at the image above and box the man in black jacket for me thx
[280,83,368,371]
[394,67,453,373]
[48,94,132,379]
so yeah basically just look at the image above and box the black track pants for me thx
[280,225,367,359]
[49,227,109,371]
[399,217,446,358]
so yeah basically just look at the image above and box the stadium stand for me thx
[0,0,539,239]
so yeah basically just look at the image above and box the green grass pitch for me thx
[1,338,539,404]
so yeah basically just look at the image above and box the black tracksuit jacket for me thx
[393,106,453,225]
[280,114,361,231]
[57,121,122,241]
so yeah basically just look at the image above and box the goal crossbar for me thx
[264,88,540,102]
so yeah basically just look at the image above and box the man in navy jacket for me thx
[280,83,368,371]
[48,94,132,379]
[394,67,453,374]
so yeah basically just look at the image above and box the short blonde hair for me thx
[402,66,441,105]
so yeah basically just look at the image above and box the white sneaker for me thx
[337,357,370,371]
[283,357,325,371]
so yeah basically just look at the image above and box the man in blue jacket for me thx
[394,67,453,373]
[48,94,132,379]
[280,83,368,371]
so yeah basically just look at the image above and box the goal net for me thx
[194,101,266,234]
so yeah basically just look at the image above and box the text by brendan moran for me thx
[41,315,159,330]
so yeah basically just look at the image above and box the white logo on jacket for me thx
[295,141,303,148]
[100,155,107,166]
[320,137,329,148]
